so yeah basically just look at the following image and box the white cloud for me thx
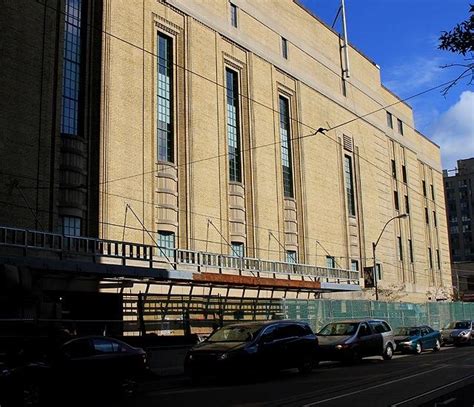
[384,57,448,95]
[430,91,474,170]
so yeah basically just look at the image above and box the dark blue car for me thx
[394,325,441,354]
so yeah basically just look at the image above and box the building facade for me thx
[444,158,474,300]
[1,0,452,325]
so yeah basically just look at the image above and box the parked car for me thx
[317,319,396,362]
[441,320,474,346]
[184,320,319,381]
[0,336,148,406]
[394,325,441,354]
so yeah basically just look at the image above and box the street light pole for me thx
[372,213,408,301]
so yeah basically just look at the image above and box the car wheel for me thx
[415,342,422,355]
[433,339,441,352]
[383,344,393,360]
[120,377,138,396]
[23,382,41,407]
[298,357,315,374]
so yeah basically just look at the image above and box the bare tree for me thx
[438,4,474,95]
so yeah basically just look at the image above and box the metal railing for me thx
[0,225,359,285]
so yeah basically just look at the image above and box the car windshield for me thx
[445,321,471,329]
[395,327,420,337]
[207,325,263,342]
[319,323,359,336]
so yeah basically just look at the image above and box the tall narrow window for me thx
[376,264,382,281]
[157,33,174,162]
[286,250,297,264]
[231,242,244,257]
[279,96,294,198]
[344,155,356,216]
[398,236,403,261]
[158,231,175,259]
[282,37,288,59]
[230,3,238,28]
[436,249,441,269]
[405,195,410,214]
[402,165,407,183]
[422,180,427,196]
[226,69,242,182]
[351,260,359,271]
[391,159,397,179]
[397,118,404,135]
[431,184,435,200]
[433,211,437,227]
[62,216,81,236]
[61,0,83,136]
[428,247,433,269]
[386,112,393,129]
[394,190,399,210]
[408,239,414,263]
[425,207,429,224]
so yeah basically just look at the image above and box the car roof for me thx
[223,320,310,329]
[62,336,132,347]
[327,319,387,324]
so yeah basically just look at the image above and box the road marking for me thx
[390,373,474,406]
[301,366,446,406]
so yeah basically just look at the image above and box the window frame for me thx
[230,2,238,28]
[281,37,288,59]
[225,67,242,183]
[157,230,175,259]
[279,95,294,198]
[397,118,404,135]
[62,216,81,237]
[344,155,356,216]
[157,32,174,163]
[394,190,399,211]
[386,112,393,129]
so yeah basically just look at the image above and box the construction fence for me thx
[282,299,474,332]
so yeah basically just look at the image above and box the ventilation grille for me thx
[343,135,353,152]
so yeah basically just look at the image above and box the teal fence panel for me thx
[281,299,474,332]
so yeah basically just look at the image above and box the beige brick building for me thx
[1,0,452,309]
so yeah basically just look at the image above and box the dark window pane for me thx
[226,69,242,182]
[345,155,356,216]
[230,3,238,27]
[157,33,174,162]
[279,96,293,197]
[60,0,83,136]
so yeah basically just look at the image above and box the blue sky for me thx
[300,0,474,170]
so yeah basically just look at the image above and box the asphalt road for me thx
[117,346,474,407]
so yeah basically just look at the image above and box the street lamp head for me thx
[397,213,409,219]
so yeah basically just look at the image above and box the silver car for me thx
[441,320,474,346]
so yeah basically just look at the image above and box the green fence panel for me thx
[284,299,474,331]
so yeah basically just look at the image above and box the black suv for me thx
[184,320,319,381]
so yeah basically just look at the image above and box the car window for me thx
[273,325,292,340]
[425,326,434,333]
[421,328,429,336]
[369,322,387,334]
[359,323,370,337]
[208,325,263,342]
[63,339,93,358]
[319,323,359,336]
[382,322,391,332]
[92,338,119,354]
